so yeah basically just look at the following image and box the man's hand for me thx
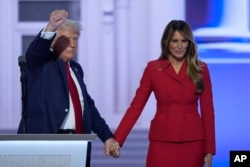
[103,138,120,158]
[45,10,68,32]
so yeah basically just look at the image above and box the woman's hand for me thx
[204,153,213,167]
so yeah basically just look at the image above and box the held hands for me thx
[45,10,68,32]
[104,138,120,158]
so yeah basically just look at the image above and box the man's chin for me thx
[59,55,75,62]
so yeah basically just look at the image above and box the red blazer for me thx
[114,59,216,154]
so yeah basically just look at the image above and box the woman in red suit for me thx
[114,20,216,167]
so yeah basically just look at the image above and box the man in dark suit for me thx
[17,9,120,165]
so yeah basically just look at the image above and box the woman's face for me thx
[168,31,189,61]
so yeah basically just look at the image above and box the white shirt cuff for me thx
[40,28,56,40]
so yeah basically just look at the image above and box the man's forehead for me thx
[58,29,79,37]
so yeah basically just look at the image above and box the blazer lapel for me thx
[160,59,187,84]
[70,63,82,84]
[57,59,69,95]
[69,61,86,93]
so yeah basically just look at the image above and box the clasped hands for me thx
[104,138,120,158]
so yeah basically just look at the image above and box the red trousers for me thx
[146,140,204,167]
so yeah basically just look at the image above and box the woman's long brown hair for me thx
[159,20,204,94]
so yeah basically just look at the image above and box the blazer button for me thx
[65,108,69,112]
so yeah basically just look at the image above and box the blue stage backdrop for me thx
[187,0,250,166]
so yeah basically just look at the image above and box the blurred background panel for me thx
[18,0,80,21]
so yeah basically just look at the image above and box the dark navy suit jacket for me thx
[17,32,113,144]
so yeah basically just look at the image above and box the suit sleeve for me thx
[200,63,216,154]
[74,63,114,143]
[114,63,152,146]
[87,92,114,143]
[25,30,55,71]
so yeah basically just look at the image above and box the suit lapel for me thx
[161,59,187,83]
[57,59,69,95]
[69,62,83,86]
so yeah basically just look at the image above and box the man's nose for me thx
[68,38,76,47]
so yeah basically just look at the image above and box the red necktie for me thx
[65,63,83,134]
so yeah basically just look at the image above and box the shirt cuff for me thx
[40,28,56,40]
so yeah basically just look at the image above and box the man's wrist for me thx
[40,28,56,40]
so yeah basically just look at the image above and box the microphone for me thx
[18,55,26,66]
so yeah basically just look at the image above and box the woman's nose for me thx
[177,42,182,49]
